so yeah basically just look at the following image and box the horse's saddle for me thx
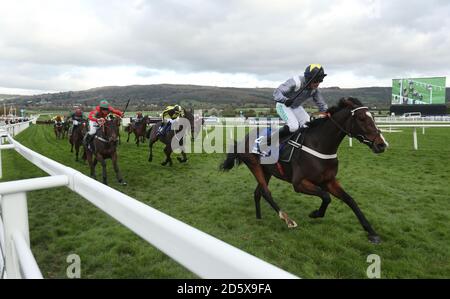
[252,127,305,163]
[157,122,172,136]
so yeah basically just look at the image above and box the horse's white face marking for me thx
[380,133,389,147]
[365,111,389,147]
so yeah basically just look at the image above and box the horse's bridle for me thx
[328,106,379,147]
[98,120,118,143]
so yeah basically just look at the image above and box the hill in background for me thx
[2,84,449,112]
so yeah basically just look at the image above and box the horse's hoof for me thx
[369,235,381,244]
[309,210,324,219]
[287,220,298,228]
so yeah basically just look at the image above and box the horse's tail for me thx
[220,141,242,171]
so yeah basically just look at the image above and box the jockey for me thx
[52,115,65,125]
[68,108,85,136]
[253,64,329,156]
[132,111,144,129]
[158,104,184,136]
[83,100,123,145]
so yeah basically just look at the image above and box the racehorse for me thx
[54,121,63,139]
[62,118,70,139]
[70,120,87,161]
[83,116,127,186]
[220,97,388,244]
[126,116,150,146]
[147,109,203,166]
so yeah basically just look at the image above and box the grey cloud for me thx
[0,0,449,92]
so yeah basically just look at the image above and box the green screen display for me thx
[392,77,446,105]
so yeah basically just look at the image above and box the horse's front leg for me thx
[148,135,156,162]
[97,155,108,185]
[90,156,98,179]
[326,179,380,244]
[75,144,79,161]
[112,152,127,185]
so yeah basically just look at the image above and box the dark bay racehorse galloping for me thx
[62,117,70,139]
[221,97,388,243]
[147,109,203,166]
[70,121,87,161]
[54,122,63,139]
[83,117,127,186]
[126,116,149,146]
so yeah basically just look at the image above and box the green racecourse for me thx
[1,124,450,278]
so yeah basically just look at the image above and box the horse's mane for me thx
[306,97,363,128]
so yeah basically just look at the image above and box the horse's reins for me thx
[96,118,117,143]
[327,106,378,146]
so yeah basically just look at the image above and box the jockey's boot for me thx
[157,122,170,136]
[83,133,93,146]
[252,125,292,156]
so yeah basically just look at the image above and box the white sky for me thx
[0,0,449,95]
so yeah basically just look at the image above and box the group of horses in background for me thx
[51,109,202,186]
[53,116,70,140]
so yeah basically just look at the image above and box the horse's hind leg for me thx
[254,173,272,219]
[326,179,380,244]
[248,162,296,228]
[293,179,331,219]
[148,137,156,162]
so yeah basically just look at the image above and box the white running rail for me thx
[0,120,298,279]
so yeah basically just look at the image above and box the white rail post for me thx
[413,127,418,150]
[1,192,30,278]
[349,137,353,147]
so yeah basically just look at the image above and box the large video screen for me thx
[392,77,446,105]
